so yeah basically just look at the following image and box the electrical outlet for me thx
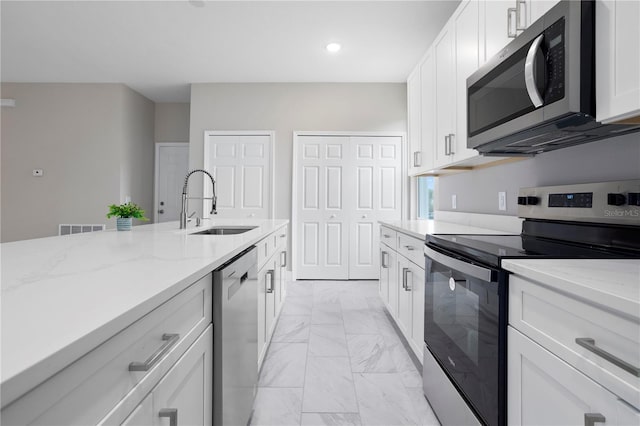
[32,169,43,177]
[452,194,457,210]
[498,192,507,211]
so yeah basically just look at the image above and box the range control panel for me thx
[518,180,640,225]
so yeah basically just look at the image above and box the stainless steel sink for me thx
[190,226,258,235]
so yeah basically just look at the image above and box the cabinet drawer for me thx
[276,226,288,251]
[509,326,640,426]
[509,275,640,409]
[397,232,424,266]
[380,226,397,250]
[2,276,212,426]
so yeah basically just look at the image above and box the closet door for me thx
[348,136,402,279]
[203,132,273,219]
[296,136,350,280]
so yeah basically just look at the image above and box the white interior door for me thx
[295,136,350,280]
[155,143,189,223]
[349,136,402,279]
[294,134,403,280]
[203,132,273,219]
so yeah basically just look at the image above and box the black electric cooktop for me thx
[427,231,640,269]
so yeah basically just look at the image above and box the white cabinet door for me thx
[407,70,422,176]
[296,136,350,279]
[453,0,481,162]
[409,261,425,359]
[596,0,640,123]
[527,0,560,26]
[203,132,273,219]
[379,247,390,305]
[120,394,152,425]
[482,1,516,65]
[387,249,399,317]
[397,256,413,337]
[152,326,213,426]
[434,21,455,168]
[348,136,402,280]
[508,326,639,426]
[419,48,436,173]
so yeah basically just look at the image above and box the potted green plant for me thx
[106,202,149,231]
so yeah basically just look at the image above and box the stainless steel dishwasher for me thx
[212,246,258,426]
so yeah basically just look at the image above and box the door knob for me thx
[249,213,255,217]
[330,214,337,219]
[361,215,367,219]
[158,209,165,214]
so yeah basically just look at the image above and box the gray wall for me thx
[155,102,190,142]
[189,83,407,220]
[1,83,155,242]
[437,132,640,215]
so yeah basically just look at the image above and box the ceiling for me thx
[1,1,460,102]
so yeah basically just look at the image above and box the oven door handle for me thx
[424,246,494,282]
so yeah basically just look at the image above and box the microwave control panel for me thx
[544,17,565,104]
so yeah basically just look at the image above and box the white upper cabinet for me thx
[419,49,436,173]
[407,69,422,176]
[453,0,481,163]
[433,21,456,168]
[482,1,518,64]
[527,0,560,26]
[596,0,640,123]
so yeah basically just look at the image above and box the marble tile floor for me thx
[251,280,440,426]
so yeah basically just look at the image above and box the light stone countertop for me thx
[502,258,640,317]
[378,220,510,240]
[1,219,288,406]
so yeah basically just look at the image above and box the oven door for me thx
[423,244,506,426]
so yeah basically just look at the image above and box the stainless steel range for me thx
[422,180,640,426]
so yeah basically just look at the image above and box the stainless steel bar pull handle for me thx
[444,135,451,155]
[159,408,178,426]
[266,270,274,293]
[405,245,415,251]
[413,151,422,167]
[448,134,455,155]
[584,413,606,426]
[405,269,412,291]
[575,337,640,377]
[507,7,517,38]
[381,251,388,268]
[129,333,180,371]
[281,251,287,267]
[402,267,409,290]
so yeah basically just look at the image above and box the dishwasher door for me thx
[212,246,258,426]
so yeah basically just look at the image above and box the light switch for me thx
[498,192,507,211]
[32,169,43,177]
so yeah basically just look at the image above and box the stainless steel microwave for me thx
[466,0,637,156]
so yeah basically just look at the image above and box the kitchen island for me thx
[1,219,288,424]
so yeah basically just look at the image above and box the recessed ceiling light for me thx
[326,43,341,53]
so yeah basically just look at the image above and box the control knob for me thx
[517,196,539,206]
[607,193,626,206]
[628,193,640,206]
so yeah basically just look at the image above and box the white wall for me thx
[189,83,407,221]
[436,132,640,215]
[155,102,190,142]
[1,83,155,242]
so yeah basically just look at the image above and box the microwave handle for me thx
[524,34,545,108]
[424,246,494,282]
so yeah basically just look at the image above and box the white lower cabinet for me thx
[257,225,288,367]
[378,225,425,361]
[508,326,639,426]
[120,325,213,426]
